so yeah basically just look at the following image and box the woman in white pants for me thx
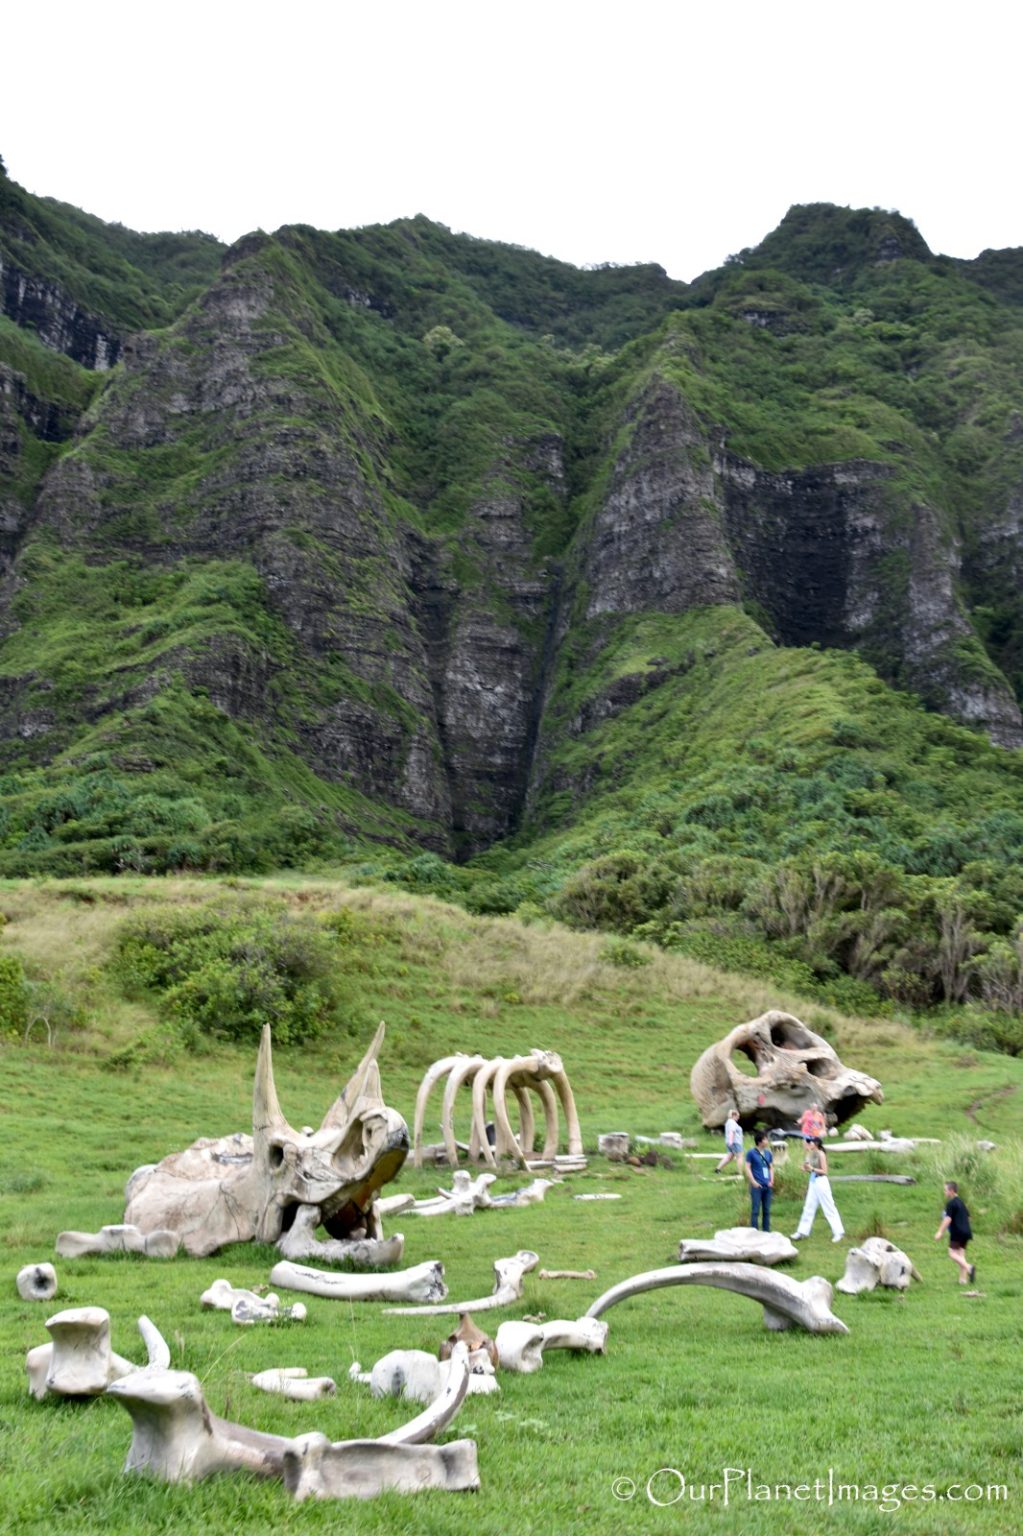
[791,1137,845,1242]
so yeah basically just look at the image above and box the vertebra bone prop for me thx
[350,1345,498,1403]
[585,1263,849,1334]
[413,1050,583,1170]
[835,1237,922,1296]
[251,1369,337,1400]
[384,1248,539,1317]
[27,1309,168,1400]
[276,1203,404,1265]
[16,1263,57,1301]
[678,1227,798,1266]
[56,1224,180,1259]
[269,1258,447,1305]
[124,1023,409,1257]
[690,1010,883,1131]
[496,1316,609,1373]
[411,1170,497,1216]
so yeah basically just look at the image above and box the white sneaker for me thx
[790,1233,806,1240]
[832,1234,845,1243]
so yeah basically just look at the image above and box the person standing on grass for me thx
[715,1108,743,1173]
[790,1136,845,1243]
[798,1101,826,1141]
[744,1130,774,1230]
[935,1180,974,1284]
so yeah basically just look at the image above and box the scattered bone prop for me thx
[276,1204,405,1266]
[349,1345,498,1402]
[27,1309,168,1400]
[584,1263,849,1335]
[487,1178,558,1208]
[598,1133,630,1158]
[835,1238,922,1296]
[677,1227,798,1266]
[284,1343,480,1500]
[109,1366,294,1483]
[124,1023,409,1257]
[439,1312,499,1368]
[56,1224,180,1259]
[690,1010,884,1131]
[539,1268,597,1281]
[410,1170,497,1216]
[495,1317,609,1373]
[384,1249,539,1317]
[269,1258,447,1305]
[201,1278,273,1313]
[200,1277,307,1324]
[412,1049,583,1170]
[16,1263,57,1301]
[251,1369,337,1400]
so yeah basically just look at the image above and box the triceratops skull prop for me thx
[690,1010,883,1131]
[124,1024,409,1256]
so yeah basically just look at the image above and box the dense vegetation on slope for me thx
[2,161,1023,1029]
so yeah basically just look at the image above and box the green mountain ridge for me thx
[2,161,1023,1025]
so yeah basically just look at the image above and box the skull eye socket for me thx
[268,1144,285,1169]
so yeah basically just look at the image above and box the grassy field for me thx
[1,877,1021,1534]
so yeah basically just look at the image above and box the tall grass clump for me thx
[919,1133,1023,1234]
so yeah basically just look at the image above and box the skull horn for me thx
[252,1025,292,1142]
[319,1022,386,1134]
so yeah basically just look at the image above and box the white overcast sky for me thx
[3,0,1018,282]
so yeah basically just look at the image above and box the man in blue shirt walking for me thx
[744,1131,774,1231]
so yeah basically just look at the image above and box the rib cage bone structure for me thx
[413,1051,583,1170]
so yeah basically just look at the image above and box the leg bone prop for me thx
[270,1258,447,1305]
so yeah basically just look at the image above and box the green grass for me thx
[0,877,1021,1533]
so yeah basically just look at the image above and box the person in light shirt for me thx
[715,1107,743,1173]
[790,1136,845,1243]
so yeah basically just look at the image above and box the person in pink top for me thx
[798,1102,826,1140]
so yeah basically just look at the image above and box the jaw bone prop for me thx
[584,1263,849,1334]
[495,1317,609,1373]
[690,1011,883,1131]
[275,1203,404,1265]
[106,1326,478,1497]
[413,1051,583,1170]
[124,1024,409,1257]
[26,1309,169,1400]
[384,1249,539,1317]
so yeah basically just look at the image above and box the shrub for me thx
[0,953,29,1038]
[114,898,354,1046]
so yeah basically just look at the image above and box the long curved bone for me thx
[441,1054,489,1169]
[17,1263,58,1301]
[251,1369,337,1400]
[27,1309,168,1400]
[413,1054,476,1168]
[678,1228,798,1265]
[56,1224,180,1259]
[584,1263,849,1334]
[495,1316,609,1373]
[835,1237,922,1295]
[417,1050,584,1171]
[276,1204,405,1265]
[384,1249,539,1317]
[125,1024,409,1255]
[269,1258,447,1305]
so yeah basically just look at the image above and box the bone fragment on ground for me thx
[598,1133,630,1158]
[410,1170,496,1216]
[123,1023,409,1256]
[16,1263,57,1301]
[251,1369,336,1399]
[276,1203,405,1265]
[538,1268,597,1280]
[690,1009,883,1131]
[232,1297,307,1325]
[835,1237,921,1295]
[486,1178,557,1208]
[270,1258,447,1304]
[439,1312,499,1368]
[375,1192,416,1215]
[383,1249,539,1317]
[27,1309,167,1400]
[584,1262,849,1335]
[108,1367,294,1482]
[201,1278,277,1312]
[573,1193,621,1200]
[677,1227,798,1265]
[351,1338,497,1404]
[55,1224,180,1258]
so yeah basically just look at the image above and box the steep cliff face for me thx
[0,256,119,370]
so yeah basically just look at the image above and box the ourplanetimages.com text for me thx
[610,1466,1010,1514]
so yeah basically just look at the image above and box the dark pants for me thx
[750,1184,772,1231]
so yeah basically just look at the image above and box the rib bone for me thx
[584,1263,849,1334]
[384,1249,538,1317]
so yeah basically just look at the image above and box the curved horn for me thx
[252,1025,290,1142]
[138,1315,171,1370]
[319,1022,386,1135]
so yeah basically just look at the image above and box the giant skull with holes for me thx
[690,1010,883,1131]
[124,1024,409,1256]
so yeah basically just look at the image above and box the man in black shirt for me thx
[934,1180,974,1284]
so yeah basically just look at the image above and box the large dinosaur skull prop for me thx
[690,1010,882,1131]
[124,1024,409,1256]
